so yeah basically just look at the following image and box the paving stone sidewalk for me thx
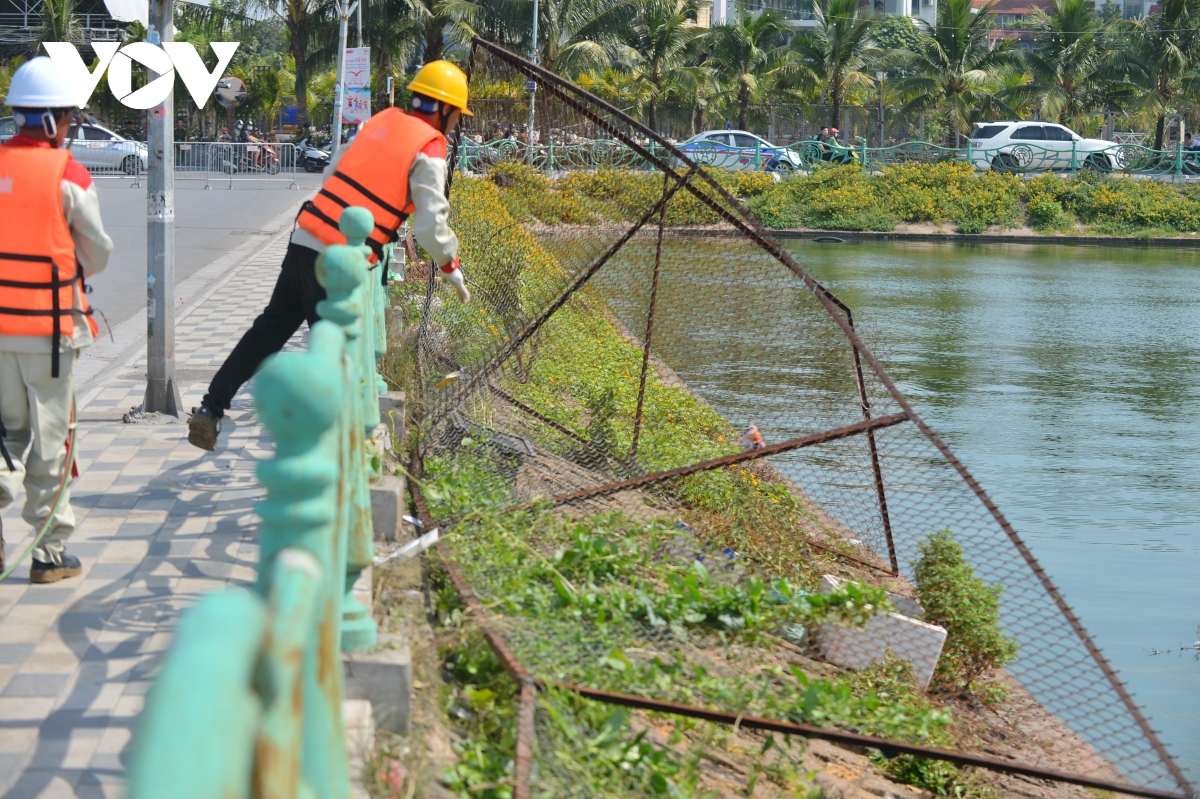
[0,232,301,798]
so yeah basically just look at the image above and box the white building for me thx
[707,0,936,29]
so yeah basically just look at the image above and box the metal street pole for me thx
[331,0,351,158]
[356,0,362,48]
[876,71,885,148]
[144,0,181,415]
[527,0,538,142]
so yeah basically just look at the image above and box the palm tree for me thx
[39,0,77,45]
[252,0,337,129]
[1009,0,1118,130]
[889,0,1022,143]
[613,0,707,133]
[1110,0,1200,150]
[705,7,791,130]
[782,0,880,130]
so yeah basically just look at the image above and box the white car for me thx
[968,121,1116,172]
[0,117,147,175]
[66,123,148,174]
[678,129,803,172]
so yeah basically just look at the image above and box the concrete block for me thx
[819,573,925,620]
[344,633,412,734]
[370,473,406,542]
[379,391,406,451]
[371,424,392,460]
[342,697,375,784]
[352,565,373,618]
[816,573,943,687]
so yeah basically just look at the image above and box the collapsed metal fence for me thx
[407,38,1196,799]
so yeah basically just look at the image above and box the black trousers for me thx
[203,243,324,416]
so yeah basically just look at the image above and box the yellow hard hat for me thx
[407,60,473,116]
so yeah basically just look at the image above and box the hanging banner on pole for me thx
[342,46,371,124]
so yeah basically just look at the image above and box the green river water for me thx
[797,239,1200,779]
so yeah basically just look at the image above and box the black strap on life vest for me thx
[0,416,14,472]
[0,252,90,378]
[300,200,401,262]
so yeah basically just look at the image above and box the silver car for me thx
[0,117,147,175]
[66,123,148,175]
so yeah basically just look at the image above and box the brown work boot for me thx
[187,404,222,452]
[30,552,82,584]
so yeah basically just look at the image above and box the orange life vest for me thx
[297,109,442,262]
[0,146,94,377]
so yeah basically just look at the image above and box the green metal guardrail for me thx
[125,207,387,799]
[456,135,1200,178]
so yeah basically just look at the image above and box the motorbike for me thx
[237,140,281,174]
[297,137,331,173]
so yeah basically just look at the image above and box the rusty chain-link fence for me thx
[399,38,1196,799]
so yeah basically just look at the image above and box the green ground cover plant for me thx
[479,161,1200,236]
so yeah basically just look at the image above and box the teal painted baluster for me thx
[254,322,349,799]
[127,590,267,799]
[316,213,378,653]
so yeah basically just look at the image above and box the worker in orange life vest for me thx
[188,60,472,451]
[0,57,114,582]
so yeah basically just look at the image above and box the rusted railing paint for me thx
[126,209,384,798]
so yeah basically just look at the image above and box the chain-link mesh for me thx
[405,38,1195,799]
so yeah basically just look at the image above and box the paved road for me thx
[90,174,322,329]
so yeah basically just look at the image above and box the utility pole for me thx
[144,0,181,415]
[356,0,362,48]
[331,0,354,158]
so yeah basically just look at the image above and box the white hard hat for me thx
[5,56,75,108]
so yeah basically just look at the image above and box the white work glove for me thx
[439,259,471,304]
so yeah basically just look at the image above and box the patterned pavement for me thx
[0,233,299,798]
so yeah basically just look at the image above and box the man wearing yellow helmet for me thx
[187,60,472,451]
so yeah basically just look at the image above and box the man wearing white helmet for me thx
[0,57,113,582]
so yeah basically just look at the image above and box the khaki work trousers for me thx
[0,350,76,564]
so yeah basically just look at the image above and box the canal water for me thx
[786,238,1200,779]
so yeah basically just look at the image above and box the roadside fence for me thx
[123,207,387,798]
[87,142,299,189]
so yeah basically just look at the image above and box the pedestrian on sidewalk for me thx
[188,60,474,451]
[0,57,114,582]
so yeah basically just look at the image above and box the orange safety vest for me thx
[0,146,95,377]
[297,109,442,263]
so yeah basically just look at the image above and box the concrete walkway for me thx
[0,231,300,798]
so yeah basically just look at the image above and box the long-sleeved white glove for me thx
[439,259,471,303]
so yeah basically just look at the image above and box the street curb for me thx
[76,192,312,411]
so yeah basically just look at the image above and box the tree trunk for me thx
[423,17,444,63]
[649,98,658,134]
[738,86,748,130]
[1155,112,1166,151]
[291,27,310,130]
[830,89,840,130]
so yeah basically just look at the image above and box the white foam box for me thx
[815,575,946,688]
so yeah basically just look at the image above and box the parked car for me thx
[968,121,1116,172]
[0,117,147,174]
[677,129,803,172]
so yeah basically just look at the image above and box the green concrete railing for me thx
[125,207,389,799]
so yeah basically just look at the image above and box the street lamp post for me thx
[876,71,886,148]
[144,0,181,415]
[331,0,356,158]
[527,0,538,151]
